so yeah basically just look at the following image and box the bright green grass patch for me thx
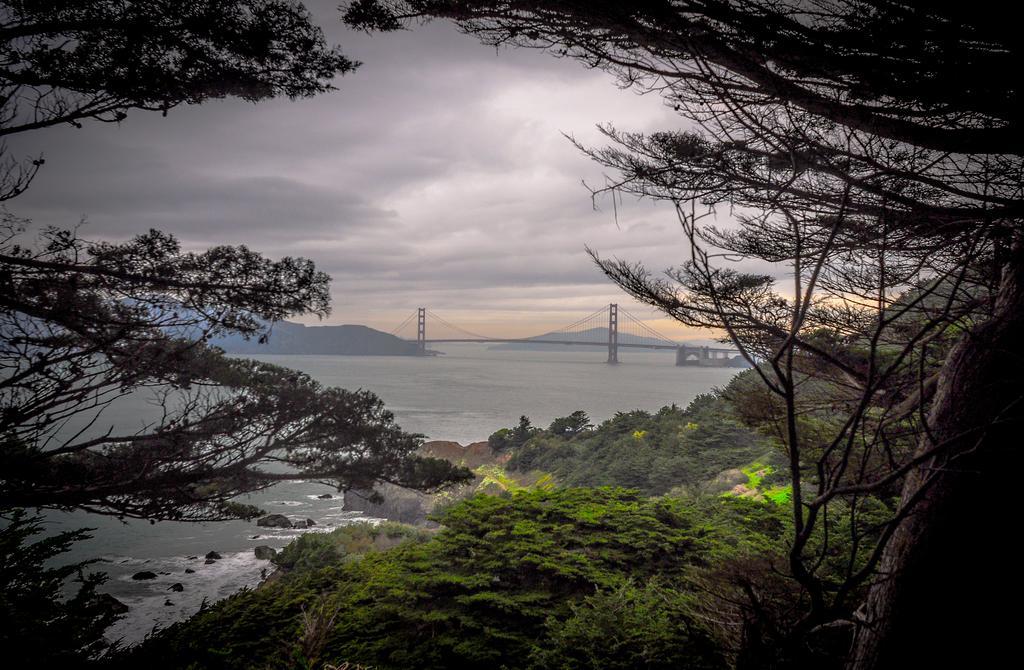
[764,485,792,505]
[734,464,792,506]
[742,463,771,489]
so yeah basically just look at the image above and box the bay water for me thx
[43,344,741,643]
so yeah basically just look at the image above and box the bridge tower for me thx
[607,303,619,364]
[416,307,426,355]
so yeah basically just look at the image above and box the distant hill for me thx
[211,321,419,356]
[488,327,676,352]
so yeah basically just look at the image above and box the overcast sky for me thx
[6,2,720,340]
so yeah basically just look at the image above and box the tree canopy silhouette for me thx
[0,224,472,522]
[0,0,356,200]
[344,2,1024,668]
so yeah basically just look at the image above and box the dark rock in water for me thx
[184,568,195,574]
[204,558,216,564]
[256,514,292,529]
[317,493,333,499]
[131,571,157,581]
[164,599,174,607]
[98,593,130,614]
[251,535,261,539]
[186,555,197,560]
[254,545,277,560]
[168,583,184,592]
[305,518,316,527]
[204,551,222,560]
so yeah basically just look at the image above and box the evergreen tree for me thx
[0,0,356,200]
[0,510,122,664]
[547,410,592,438]
[0,224,471,521]
[344,3,1024,667]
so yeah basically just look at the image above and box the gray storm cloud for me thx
[4,3,728,337]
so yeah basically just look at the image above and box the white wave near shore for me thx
[103,550,265,645]
[94,488,378,646]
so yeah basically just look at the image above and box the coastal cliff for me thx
[343,440,498,524]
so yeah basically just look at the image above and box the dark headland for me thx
[211,321,420,356]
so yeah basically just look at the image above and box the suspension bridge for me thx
[390,305,745,366]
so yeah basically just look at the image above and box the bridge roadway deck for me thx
[415,338,737,353]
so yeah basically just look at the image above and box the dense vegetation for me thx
[119,386,844,670]
[4,2,1010,666]
[0,511,123,664]
[345,4,1024,665]
[123,489,794,670]
[507,390,781,496]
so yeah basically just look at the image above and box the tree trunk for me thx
[849,246,1024,668]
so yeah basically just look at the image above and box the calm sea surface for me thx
[44,344,740,642]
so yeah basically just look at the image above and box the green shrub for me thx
[273,522,428,571]
[124,488,737,670]
[0,510,122,665]
[532,579,726,670]
[508,395,781,495]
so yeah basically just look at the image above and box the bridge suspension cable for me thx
[397,307,620,343]
[547,306,611,342]
[617,308,680,346]
[425,310,495,341]
[553,306,611,333]
[388,304,740,366]
[389,311,417,337]
[388,304,742,367]
[391,305,684,346]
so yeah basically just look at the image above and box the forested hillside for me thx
[116,384,851,670]
[120,490,795,670]
[506,389,780,496]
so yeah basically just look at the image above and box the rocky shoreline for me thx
[342,440,500,525]
[99,440,495,642]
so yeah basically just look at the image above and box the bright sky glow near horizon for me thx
[5,1,739,341]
